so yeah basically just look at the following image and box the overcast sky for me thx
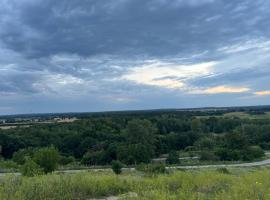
[0,0,270,115]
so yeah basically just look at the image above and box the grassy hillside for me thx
[1,168,270,200]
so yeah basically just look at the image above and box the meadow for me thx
[1,167,270,200]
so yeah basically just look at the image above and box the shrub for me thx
[259,142,270,150]
[136,163,166,175]
[200,151,219,161]
[111,160,123,174]
[216,167,230,174]
[215,148,242,161]
[81,150,105,165]
[166,151,179,164]
[194,137,215,150]
[12,148,34,165]
[0,160,19,172]
[242,146,265,161]
[59,155,75,165]
[216,146,264,161]
[34,146,60,173]
[21,158,43,177]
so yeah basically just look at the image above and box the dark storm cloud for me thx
[1,0,269,59]
[0,0,270,114]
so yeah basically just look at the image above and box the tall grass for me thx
[0,172,131,200]
[1,168,270,199]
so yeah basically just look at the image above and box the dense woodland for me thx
[1,108,270,167]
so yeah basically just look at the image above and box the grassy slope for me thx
[1,168,270,200]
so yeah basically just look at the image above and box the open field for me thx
[0,117,77,130]
[2,167,270,200]
[223,112,270,119]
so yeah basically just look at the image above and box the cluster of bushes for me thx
[165,151,179,164]
[198,130,265,162]
[199,146,265,162]
[215,146,264,161]
[12,146,60,176]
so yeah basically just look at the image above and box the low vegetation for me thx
[111,160,123,175]
[1,108,270,199]
[1,168,270,199]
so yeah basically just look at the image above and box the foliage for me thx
[191,118,202,132]
[166,151,179,164]
[59,155,75,165]
[1,110,270,166]
[225,130,248,150]
[0,159,19,172]
[111,160,123,174]
[33,146,60,173]
[123,119,157,164]
[200,151,219,161]
[12,148,34,165]
[194,137,216,150]
[21,157,43,177]
[215,148,242,161]
[242,146,265,161]
[81,150,105,165]
[136,163,166,175]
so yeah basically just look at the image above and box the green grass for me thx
[2,168,270,199]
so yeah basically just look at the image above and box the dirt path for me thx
[56,158,270,174]
[170,158,270,169]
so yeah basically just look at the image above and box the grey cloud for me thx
[0,0,270,114]
[0,71,41,94]
[1,0,269,59]
[189,67,270,89]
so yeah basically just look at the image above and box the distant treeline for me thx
[1,109,270,166]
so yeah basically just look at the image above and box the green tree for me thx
[225,130,248,150]
[34,146,60,173]
[126,119,156,145]
[59,155,75,165]
[12,148,34,165]
[191,118,202,132]
[111,160,123,174]
[194,137,215,150]
[81,150,105,165]
[123,119,157,164]
[242,146,264,161]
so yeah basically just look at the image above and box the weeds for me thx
[1,168,270,199]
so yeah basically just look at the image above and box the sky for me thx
[0,0,270,115]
